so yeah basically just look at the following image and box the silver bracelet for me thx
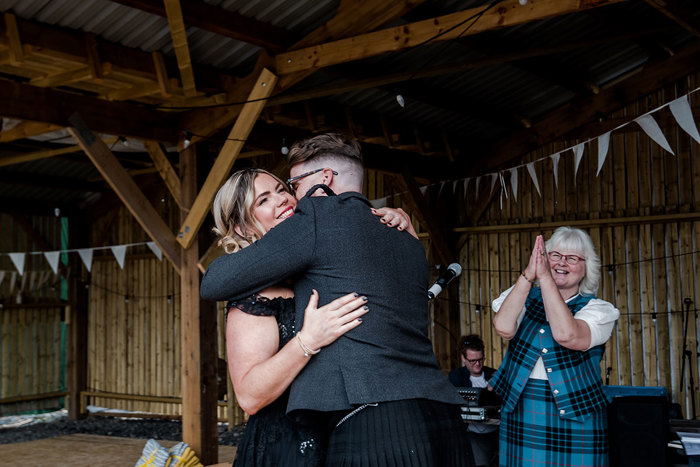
[296,334,320,357]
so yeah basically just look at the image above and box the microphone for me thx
[427,263,462,300]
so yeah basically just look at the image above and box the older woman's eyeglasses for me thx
[547,251,585,265]
[286,168,338,190]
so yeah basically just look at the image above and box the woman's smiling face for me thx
[547,249,586,298]
[251,173,297,232]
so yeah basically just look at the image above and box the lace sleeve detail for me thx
[227,294,278,317]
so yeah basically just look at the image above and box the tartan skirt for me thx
[499,378,609,467]
[325,398,475,467]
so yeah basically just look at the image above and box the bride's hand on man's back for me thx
[297,290,369,351]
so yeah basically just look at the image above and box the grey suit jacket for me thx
[201,188,463,413]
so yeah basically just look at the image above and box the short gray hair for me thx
[545,226,601,295]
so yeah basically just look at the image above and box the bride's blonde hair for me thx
[211,168,290,254]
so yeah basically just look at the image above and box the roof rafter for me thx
[110,0,296,51]
[275,0,627,75]
[645,0,700,39]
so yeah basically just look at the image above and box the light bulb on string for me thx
[183,130,192,149]
[54,207,61,217]
[281,138,289,156]
[395,93,405,108]
[519,0,528,4]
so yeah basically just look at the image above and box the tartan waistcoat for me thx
[491,287,609,422]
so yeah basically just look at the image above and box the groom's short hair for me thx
[288,133,363,167]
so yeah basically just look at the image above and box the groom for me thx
[201,133,473,466]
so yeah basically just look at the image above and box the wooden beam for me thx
[163,0,197,98]
[66,215,89,420]
[143,140,183,209]
[4,13,24,65]
[646,0,700,39]
[0,78,179,143]
[152,51,172,97]
[30,65,111,88]
[0,120,63,143]
[266,27,670,107]
[179,143,218,465]
[111,0,294,51]
[177,68,277,249]
[6,15,228,93]
[275,0,626,74]
[0,138,119,167]
[394,171,454,265]
[84,33,104,82]
[180,1,423,139]
[477,42,700,173]
[67,114,181,272]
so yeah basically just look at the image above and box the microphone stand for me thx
[679,298,697,419]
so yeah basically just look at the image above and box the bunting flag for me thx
[147,242,163,262]
[509,167,518,202]
[489,173,499,196]
[78,249,94,272]
[419,186,428,196]
[9,271,17,293]
[111,245,128,270]
[526,162,541,197]
[464,178,470,199]
[44,251,61,275]
[0,271,5,287]
[9,253,25,276]
[636,114,675,155]
[597,132,611,176]
[669,95,700,144]
[573,143,585,183]
[551,152,560,191]
[475,176,481,198]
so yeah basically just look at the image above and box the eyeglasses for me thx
[547,251,585,265]
[465,357,484,364]
[286,168,338,190]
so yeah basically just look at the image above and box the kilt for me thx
[499,378,608,467]
[325,398,475,467]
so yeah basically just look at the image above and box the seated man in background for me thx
[450,335,499,467]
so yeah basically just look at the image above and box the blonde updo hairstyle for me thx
[212,168,290,254]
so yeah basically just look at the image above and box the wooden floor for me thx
[2,433,237,466]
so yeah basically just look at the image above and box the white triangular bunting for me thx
[464,178,470,199]
[44,251,61,275]
[499,173,508,199]
[526,162,541,197]
[452,180,459,196]
[669,95,700,144]
[419,186,428,196]
[573,143,585,183]
[597,132,611,176]
[489,173,498,195]
[475,177,481,198]
[0,271,5,287]
[9,253,25,275]
[551,153,560,190]
[111,245,127,269]
[438,181,445,197]
[636,114,674,155]
[509,168,518,202]
[78,249,94,273]
[147,242,163,261]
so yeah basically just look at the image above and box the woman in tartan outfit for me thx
[491,227,619,467]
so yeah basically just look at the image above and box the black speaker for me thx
[607,394,669,467]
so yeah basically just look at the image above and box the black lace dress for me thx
[228,294,324,467]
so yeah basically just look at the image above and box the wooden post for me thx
[179,144,218,464]
[66,214,88,419]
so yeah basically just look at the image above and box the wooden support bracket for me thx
[67,114,181,273]
[143,140,183,209]
[176,67,278,249]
